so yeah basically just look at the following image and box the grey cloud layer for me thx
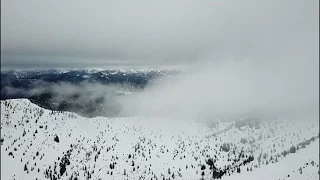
[1,0,318,68]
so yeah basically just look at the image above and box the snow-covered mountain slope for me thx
[1,99,319,180]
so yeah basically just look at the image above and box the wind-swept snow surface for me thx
[1,99,319,180]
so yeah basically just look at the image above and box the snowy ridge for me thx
[1,99,319,180]
[1,69,67,79]
[1,69,180,78]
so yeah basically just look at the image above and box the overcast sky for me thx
[1,0,319,69]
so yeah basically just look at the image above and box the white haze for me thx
[119,55,318,121]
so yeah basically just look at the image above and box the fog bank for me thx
[120,56,318,121]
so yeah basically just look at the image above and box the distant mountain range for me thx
[1,69,180,117]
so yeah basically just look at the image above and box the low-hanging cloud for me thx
[119,55,319,121]
[27,82,129,117]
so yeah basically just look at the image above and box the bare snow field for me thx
[1,99,319,180]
